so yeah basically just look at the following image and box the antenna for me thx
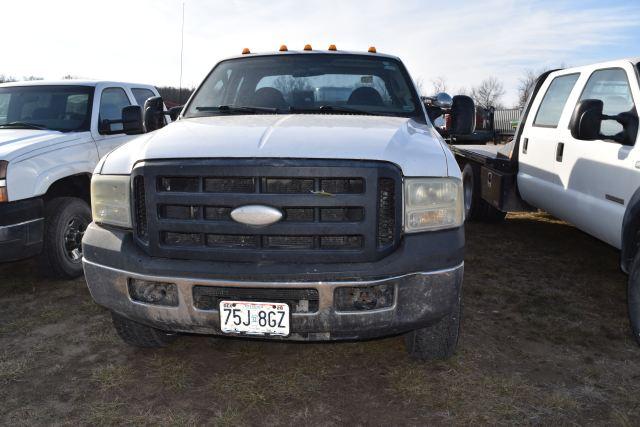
[178,1,185,104]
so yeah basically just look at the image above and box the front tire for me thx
[405,297,461,360]
[461,162,507,223]
[39,197,91,279]
[111,312,177,348]
[628,250,640,345]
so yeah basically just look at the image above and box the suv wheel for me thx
[405,297,461,360]
[628,249,640,345]
[111,312,177,348]
[39,197,91,279]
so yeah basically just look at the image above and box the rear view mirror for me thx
[143,96,167,132]
[168,106,183,121]
[433,92,453,109]
[122,105,143,135]
[570,99,638,145]
[450,95,475,135]
[569,99,602,141]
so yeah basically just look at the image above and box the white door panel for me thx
[558,65,640,250]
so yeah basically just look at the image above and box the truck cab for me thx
[82,47,470,360]
[0,80,162,277]
[452,58,640,343]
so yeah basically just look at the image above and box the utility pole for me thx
[178,1,185,104]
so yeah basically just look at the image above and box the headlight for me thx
[404,178,463,232]
[91,175,132,228]
[0,161,7,203]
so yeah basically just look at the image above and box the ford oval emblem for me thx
[230,205,283,226]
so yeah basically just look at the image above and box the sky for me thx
[1,0,639,106]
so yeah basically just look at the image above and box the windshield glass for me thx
[184,54,422,119]
[0,85,94,132]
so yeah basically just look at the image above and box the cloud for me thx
[1,0,638,105]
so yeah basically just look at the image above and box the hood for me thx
[0,129,85,161]
[101,114,451,177]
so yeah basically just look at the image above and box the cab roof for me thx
[222,49,401,62]
[0,79,156,88]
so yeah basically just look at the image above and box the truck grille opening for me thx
[134,176,148,240]
[133,159,401,263]
[193,286,320,313]
[377,178,396,248]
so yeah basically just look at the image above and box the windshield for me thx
[184,54,423,120]
[0,85,94,132]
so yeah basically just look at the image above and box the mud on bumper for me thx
[83,260,463,341]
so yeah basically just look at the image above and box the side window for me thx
[579,68,636,137]
[99,87,131,134]
[131,88,155,107]
[533,73,580,127]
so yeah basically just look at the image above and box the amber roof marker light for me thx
[328,44,337,51]
[368,46,377,53]
[304,44,312,51]
[242,48,250,54]
[279,45,288,52]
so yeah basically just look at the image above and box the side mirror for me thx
[569,99,603,141]
[168,106,183,121]
[122,105,143,135]
[433,92,453,109]
[143,96,166,132]
[450,95,475,135]
[570,99,638,145]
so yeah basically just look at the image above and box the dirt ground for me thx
[1,212,639,425]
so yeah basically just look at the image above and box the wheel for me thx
[39,197,91,279]
[461,163,478,220]
[111,312,177,348]
[405,297,461,360]
[461,163,507,223]
[628,249,640,345]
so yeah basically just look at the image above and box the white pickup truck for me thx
[452,58,640,343]
[82,47,476,360]
[0,80,163,278]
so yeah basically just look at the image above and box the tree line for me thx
[416,67,556,110]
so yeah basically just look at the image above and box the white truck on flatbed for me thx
[82,47,477,360]
[452,58,640,343]
[0,80,163,278]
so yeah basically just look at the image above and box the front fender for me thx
[7,142,99,201]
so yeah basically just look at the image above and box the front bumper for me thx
[83,258,463,341]
[0,198,44,262]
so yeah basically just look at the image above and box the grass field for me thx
[1,212,639,425]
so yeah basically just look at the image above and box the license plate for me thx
[219,300,290,336]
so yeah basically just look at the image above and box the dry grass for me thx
[1,212,639,425]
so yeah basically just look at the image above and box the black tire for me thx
[39,197,91,279]
[111,312,177,348]
[461,162,507,223]
[461,163,480,221]
[628,250,640,345]
[405,297,461,361]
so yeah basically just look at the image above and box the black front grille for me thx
[193,286,320,313]
[132,159,402,263]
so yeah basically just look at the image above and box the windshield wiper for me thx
[0,121,49,130]
[195,105,281,114]
[289,105,396,117]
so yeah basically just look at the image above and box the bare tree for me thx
[22,75,43,81]
[430,76,448,95]
[62,74,78,80]
[471,77,505,109]
[0,74,17,83]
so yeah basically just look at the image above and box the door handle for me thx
[522,138,528,154]
[556,142,564,162]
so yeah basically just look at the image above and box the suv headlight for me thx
[404,178,463,232]
[91,174,132,228]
